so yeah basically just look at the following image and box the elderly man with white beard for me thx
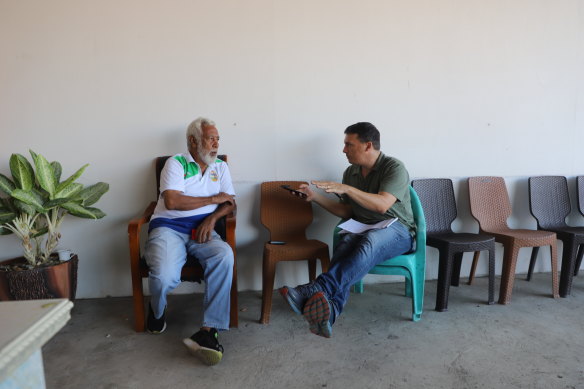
[144,117,236,366]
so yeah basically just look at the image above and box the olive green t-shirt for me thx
[341,152,416,235]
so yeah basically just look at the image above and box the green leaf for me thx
[43,198,71,209]
[32,187,48,202]
[0,173,16,196]
[61,202,98,219]
[56,164,88,195]
[84,206,106,219]
[55,182,83,200]
[13,199,37,215]
[76,182,109,206]
[0,208,16,223]
[11,189,46,212]
[51,161,62,183]
[9,154,34,191]
[30,151,56,198]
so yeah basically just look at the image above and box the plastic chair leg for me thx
[574,244,584,276]
[550,243,560,299]
[468,251,480,285]
[527,246,539,281]
[487,247,496,305]
[411,268,423,322]
[259,259,276,324]
[559,239,579,297]
[498,245,520,305]
[451,252,463,286]
[308,259,317,281]
[435,250,453,312]
[352,280,364,293]
[404,275,412,297]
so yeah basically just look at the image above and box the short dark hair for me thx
[344,122,380,150]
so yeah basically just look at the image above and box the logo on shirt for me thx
[210,170,218,182]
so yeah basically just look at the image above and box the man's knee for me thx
[215,243,234,269]
[149,267,182,289]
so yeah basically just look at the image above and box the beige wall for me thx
[1,0,583,298]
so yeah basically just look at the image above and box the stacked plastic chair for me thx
[468,176,559,304]
[412,179,495,311]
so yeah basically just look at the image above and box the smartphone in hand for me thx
[281,185,307,199]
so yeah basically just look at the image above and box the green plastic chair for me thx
[334,186,427,321]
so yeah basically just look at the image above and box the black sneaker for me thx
[147,304,166,334]
[279,282,320,315]
[183,328,224,366]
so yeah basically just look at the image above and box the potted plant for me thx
[0,150,109,301]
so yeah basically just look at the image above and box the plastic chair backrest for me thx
[468,176,511,232]
[528,176,570,230]
[412,178,456,235]
[411,186,427,252]
[578,176,584,217]
[260,181,312,242]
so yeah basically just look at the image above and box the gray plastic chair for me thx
[573,176,584,275]
[528,176,584,297]
[412,179,495,311]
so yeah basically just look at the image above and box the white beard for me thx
[199,149,216,166]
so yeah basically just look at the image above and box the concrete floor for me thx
[43,273,584,389]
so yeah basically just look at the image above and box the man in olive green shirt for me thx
[279,122,415,338]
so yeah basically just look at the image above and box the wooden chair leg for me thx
[259,258,276,324]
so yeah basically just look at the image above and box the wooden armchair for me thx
[128,155,238,332]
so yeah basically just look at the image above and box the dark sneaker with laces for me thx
[183,328,224,366]
[147,304,166,334]
[303,291,333,338]
[279,283,320,315]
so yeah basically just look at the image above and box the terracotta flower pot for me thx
[0,255,78,301]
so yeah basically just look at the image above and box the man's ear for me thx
[365,141,373,151]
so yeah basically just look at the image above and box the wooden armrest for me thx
[128,201,157,268]
[225,210,236,257]
[128,202,157,234]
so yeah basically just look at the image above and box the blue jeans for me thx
[145,227,234,330]
[315,221,413,324]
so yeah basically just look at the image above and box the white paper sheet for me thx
[337,218,397,234]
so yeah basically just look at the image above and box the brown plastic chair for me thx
[468,176,559,304]
[128,155,238,332]
[259,181,330,324]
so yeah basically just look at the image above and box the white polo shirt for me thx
[149,152,235,232]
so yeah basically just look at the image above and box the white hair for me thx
[186,117,216,147]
